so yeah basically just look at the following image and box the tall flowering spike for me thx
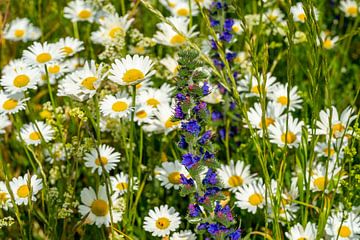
[173,49,239,238]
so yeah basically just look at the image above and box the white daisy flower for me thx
[0,181,12,210]
[247,102,284,136]
[108,55,155,86]
[3,18,41,42]
[110,172,139,196]
[315,141,344,161]
[160,55,179,77]
[134,79,153,92]
[290,2,307,23]
[316,106,356,139]
[201,87,223,104]
[143,103,180,135]
[237,73,278,98]
[232,19,243,35]
[326,211,360,239]
[137,84,174,108]
[169,1,198,17]
[308,161,345,192]
[268,115,304,148]
[44,143,66,163]
[153,17,198,47]
[171,230,196,240]
[195,0,213,10]
[78,185,122,227]
[268,83,303,111]
[58,60,106,101]
[265,8,284,23]
[23,42,64,66]
[84,144,121,175]
[235,179,266,214]
[134,105,155,124]
[42,61,71,82]
[58,37,84,57]
[318,32,339,50]
[1,59,29,74]
[0,115,11,134]
[143,205,181,237]
[217,160,256,192]
[10,173,42,206]
[0,91,28,115]
[285,222,317,240]
[0,64,39,94]
[91,13,134,45]
[340,0,359,18]
[64,0,96,22]
[100,92,133,119]
[159,0,178,9]
[154,160,189,190]
[20,121,54,146]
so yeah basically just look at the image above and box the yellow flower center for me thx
[40,110,52,119]
[14,29,25,38]
[78,9,92,19]
[168,171,181,184]
[62,46,73,55]
[81,76,97,90]
[323,39,333,49]
[251,85,266,94]
[277,96,288,105]
[17,185,30,198]
[123,69,145,83]
[146,98,160,107]
[48,65,60,74]
[281,132,296,144]
[29,132,41,141]
[232,25,241,33]
[91,199,109,216]
[136,110,148,119]
[109,27,123,38]
[36,53,52,64]
[298,13,306,22]
[268,15,278,21]
[170,34,186,45]
[165,119,179,129]
[177,8,189,16]
[313,176,326,190]
[339,225,352,238]
[3,99,18,110]
[323,147,335,157]
[156,217,170,230]
[13,74,30,88]
[228,175,243,187]
[347,6,358,15]
[112,101,128,112]
[332,123,345,137]
[259,117,275,128]
[116,182,128,191]
[297,238,308,240]
[248,193,263,206]
[0,192,8,203]
[95,156,108,166]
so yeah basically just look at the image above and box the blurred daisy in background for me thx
[109,55,155,86]
[269,115,304,148]
[64,0,96,22]
[110,172,139,196]
[10,173,42,206]
[44,143,66,163]
[23,42,64,66]
[0,181,12,210]
[79,185,122,227]
[170,230,196,240]
[268,83,303,111]
[169,1,198,17]
[316,106,356,139]
[0,115,11,134]
[326,210,360,239]
[265,8,284,23]
[285,222,317,240]
[247,102,284,135]
[340,0,359,18]
[91,13,134,45]
[20,121,54,146]
[235,179,266,214]
[155,160,189,190]
[160,55,179,78]
[153,17,198,47]
[217,160,256,192]
[232,19,243,35]
[137,84,174,108]
[41,61,71,83]
[3,18,41,42]
[84,144,121,175]
[315,141,344,161]
[309,161,345,192]
[143,205,181,237]
[58,37,84,57]
[237,73,277,98]
[143,104,180,135]
[0,91,28,115]
[134,105,154,124]
[100,92,133,119]
[318,32,339,50]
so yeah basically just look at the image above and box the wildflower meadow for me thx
[0,0,360,239]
